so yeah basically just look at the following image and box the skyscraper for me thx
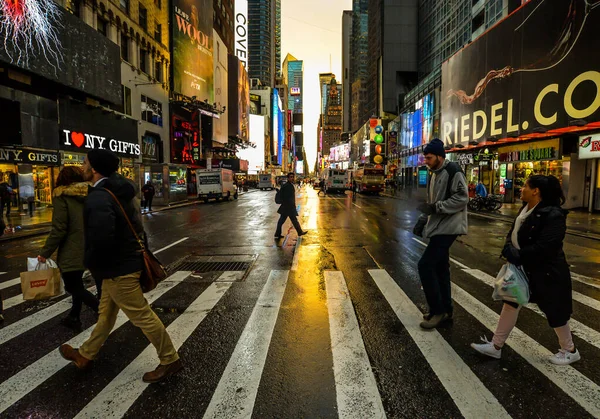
[275,0,282,76]
[342,11,352,133]
[350,0,369,130]
[248,0,276,87]
[283,54,303,114]
[322,78,343,156]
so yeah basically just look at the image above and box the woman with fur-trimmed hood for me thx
[38,166,99,330]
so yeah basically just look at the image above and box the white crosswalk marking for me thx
[75,277,234,419]
[0,287,96,346]
[0,277,19,290]
[0,271,191,414]
[451,283,600,417]
[203,270,289,419]
[325,271,386,419]
[463,268,600,350]
[369,269,511,418]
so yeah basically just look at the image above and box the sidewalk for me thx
[1,188,260,242]
[381,187,600,240]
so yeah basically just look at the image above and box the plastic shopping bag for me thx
[492,263,530,306]
[21,258,64,300]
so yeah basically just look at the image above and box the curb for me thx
[381,191,600,242]
[1,190,260,243]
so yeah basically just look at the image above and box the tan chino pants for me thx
[79,271,179,365]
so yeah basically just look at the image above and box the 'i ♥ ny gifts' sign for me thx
[62,129,141,156]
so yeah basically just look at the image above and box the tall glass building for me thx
[283,54,303,114]
[248,0,278,86]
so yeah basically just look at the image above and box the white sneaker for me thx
[549,349,581,365]
[471,336,502,359]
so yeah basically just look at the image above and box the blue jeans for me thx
[418,235,458,316]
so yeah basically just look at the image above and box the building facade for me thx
[322,79,343,157]
[248,0,276,87]
[214,0,235,52]
[342,11,352,133]
[282,54,304,171]
[350,0,369,131]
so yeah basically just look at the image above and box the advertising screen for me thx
[441,0,600,145]
[172,0,214,101]
[238,114,265,174]
[238,61,249,141]
[273,89,284,165]
[234,0,248,68]
[290,87,301,96]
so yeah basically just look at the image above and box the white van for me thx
[324,168,347,194]
[197,169,237,202]
[258,174,276,190]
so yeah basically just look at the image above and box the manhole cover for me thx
[167,254,257,282]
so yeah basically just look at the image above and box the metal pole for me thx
[589,159,597,213]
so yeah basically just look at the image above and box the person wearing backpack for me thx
[413,138,469,329]
[274,172,307,240]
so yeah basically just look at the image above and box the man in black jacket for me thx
[274,172,307,239]
[59,149,182,383]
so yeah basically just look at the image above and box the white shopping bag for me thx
[492,263,530,306]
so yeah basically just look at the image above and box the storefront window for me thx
[151,172,164,198]
[514,161,563,198]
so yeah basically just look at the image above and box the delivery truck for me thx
[196,169,237,203]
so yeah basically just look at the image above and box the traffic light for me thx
[370,123,386,166]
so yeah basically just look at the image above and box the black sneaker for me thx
[423,311,453,321]
[298,231,308,236]
[0,313,4,323]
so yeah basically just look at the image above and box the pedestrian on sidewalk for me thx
[274,172,307,240]
[141,180,155,211]
[37,167,99,330]
[471,175,580,365]
[0,182,12,217]
[317,179,325,196]
[414,138,469,329]
[475,181,488,198]
[59,149,182,383]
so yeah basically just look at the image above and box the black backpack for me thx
[274,188,282,205]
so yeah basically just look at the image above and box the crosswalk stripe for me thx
[0,271,191,414]
[74,276,234,419]
[325,271,386,419]
[463,269,600,349]
[451,283,600,417]
[0,287,97,346]
[2,285,91,311]
[203,270,289,419]
[291,237,302,271]
[571,273,600,291]
[0,277,19,290]
[368,269,511,418]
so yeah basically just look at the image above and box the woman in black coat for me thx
[471,175,579,365]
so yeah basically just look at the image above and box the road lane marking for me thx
[368,269,509,418]
[203,270,289,419]
[0,287,96,346]
[2,287,83,311]
[75,277,233,419]
[291,237,302,271]
[571,273,600,291]
[0,272,6,275]
[0,271,191,414]
[0,277,20,290]
[462,269,600,350]
[451,283,600,417]
[411,237,469,269]
[325,271,386,418]
[352,202,363,209]
[154,237,189,254]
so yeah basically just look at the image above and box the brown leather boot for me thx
[59,344,92,370]
[142,359,183,383]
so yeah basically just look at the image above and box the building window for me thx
[155,61,163,82]
[97,17,108,36]
[154,22,162,43]
[120,33,129,62]
[155,0,161,9]
[140,49,148,73]
[123,86,132,116]
[119,0,129,13]
[139,4,148,31]
[141,95,163,126]
[66,0,80,16]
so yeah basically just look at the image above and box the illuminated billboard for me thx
[290,87,301,96]
[273,88,284,165]
[238,114,265,174]
[172,0,214,101]
[234,0,248,68]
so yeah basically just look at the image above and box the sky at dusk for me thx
[281,0,352,173]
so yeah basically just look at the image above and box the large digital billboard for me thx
[238,114,265,174]
[235,0,248,68]
[172,0,214,101]
[442,0,600,145]
[273,88,284,165]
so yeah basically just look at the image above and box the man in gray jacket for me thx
[414,138,468,329]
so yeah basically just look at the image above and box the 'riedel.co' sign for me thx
[62,129,141,156]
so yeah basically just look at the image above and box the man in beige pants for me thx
[59,149,182,383]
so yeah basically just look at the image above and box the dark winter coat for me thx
[40,182,90,272]
[141,184,155,199]
[84,173,144,280]
[277,181,297,216]
[505,204,572,326]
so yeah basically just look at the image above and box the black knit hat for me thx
[87,149,120,177]
[423,138,446,158]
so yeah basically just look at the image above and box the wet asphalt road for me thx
[1,186,600,418]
